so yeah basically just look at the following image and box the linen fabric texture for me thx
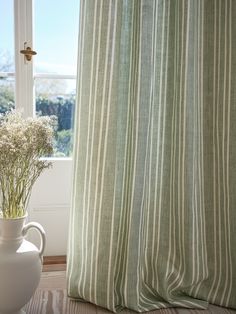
[67,0,236,312]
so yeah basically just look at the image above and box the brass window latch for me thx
[20,46,37,61]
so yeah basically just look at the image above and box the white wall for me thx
[27,159,73,256]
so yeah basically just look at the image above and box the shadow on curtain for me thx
[67,0,236,312]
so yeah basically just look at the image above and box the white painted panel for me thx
[27,159,73,256]
[14,0,35,117]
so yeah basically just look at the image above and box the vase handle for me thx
[22,222,46,263]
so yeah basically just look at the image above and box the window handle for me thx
[20,46,37,61]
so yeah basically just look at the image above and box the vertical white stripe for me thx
[195,0,201,289]
[106,1,118,309]
[151,0,165,288]
[86,0,104,302]
[190,0,198,290]
[150,0,159,287]
[124,2,142,306]
[212,0,222,303]
[167,0,186,293]
[177,0,190,290]
[68,0,86,294]
[221,0,233,305]
[82,0,103,301]
[166,0,179,294]
[96,1,118,310]
[207,0,218,301]
[92,1,114,304]
[144,0,156,285]
[114,1,135,304]
[81,0,98,299]
[225,0,233,305]
[193,0,207,296]
[191,0,201,297]
[200,0,208,285]
[220,0,228,305]
[138,0,164,306]
[155,0,170,270]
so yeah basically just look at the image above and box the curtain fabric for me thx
[67,0,236,312]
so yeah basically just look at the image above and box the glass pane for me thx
[0,0,15,72]
[0,77,15,113]
[34,0,79,75]
[35,78,76,157]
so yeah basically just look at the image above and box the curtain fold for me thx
[67,0,236,312]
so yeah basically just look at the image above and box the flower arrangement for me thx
[0,110,54,218]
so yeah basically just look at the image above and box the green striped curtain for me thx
[67,0,236,312]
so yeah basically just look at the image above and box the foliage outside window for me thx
[0,81,75,157]
[36,94,75,157]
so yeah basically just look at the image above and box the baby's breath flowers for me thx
[0,110,54,218]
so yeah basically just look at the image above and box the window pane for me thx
[35,78,76,157]
[0,0,15,72]
[34,0,79,75]
[0,77,15,113]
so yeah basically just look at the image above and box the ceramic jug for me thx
[0,214,45,314]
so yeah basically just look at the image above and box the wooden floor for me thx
[39,270,67,289]
[40,256,67,289]
[36,268,236,314]
[42,255,67,272]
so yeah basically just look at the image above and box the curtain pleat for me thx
[67,0,236,312]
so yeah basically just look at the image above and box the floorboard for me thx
[39,271,67,289]
[33,270,236,314]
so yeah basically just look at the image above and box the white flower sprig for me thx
[0,110,54,218]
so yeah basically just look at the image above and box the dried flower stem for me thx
[0,110,54,218]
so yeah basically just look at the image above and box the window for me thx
[0,0,15,113]
[0,0,80,255]
[34,0,78,157]
[0,0,79,157]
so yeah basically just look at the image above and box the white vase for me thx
[0,213,46,314]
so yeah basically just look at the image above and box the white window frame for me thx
[13,0,76,122]
[14,0,34,117]
[1,0,77,255]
